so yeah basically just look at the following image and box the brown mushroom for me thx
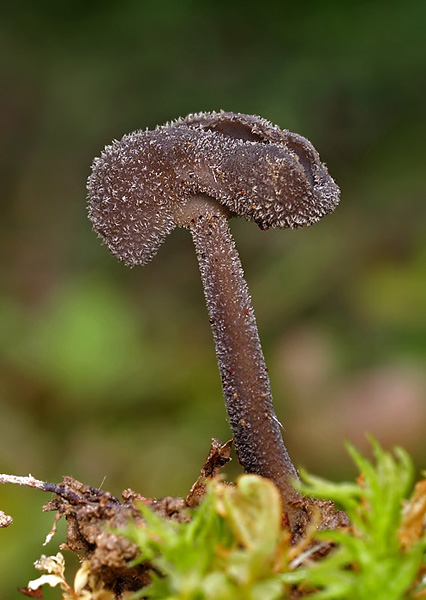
[87,111,340,528]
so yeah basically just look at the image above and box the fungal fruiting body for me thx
[88,111,340,527]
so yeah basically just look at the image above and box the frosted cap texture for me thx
[88,110,340,266]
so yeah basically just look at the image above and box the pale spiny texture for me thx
[87,111,340,264]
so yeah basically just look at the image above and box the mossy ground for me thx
[6,439,426,600]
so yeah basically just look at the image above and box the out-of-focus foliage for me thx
[124,445,426,599]
[283,442,426,599]
[0,0,425,596]
[125,475,288,600]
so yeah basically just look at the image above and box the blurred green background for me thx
[1,0,425,596]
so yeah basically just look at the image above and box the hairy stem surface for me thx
[188,207,300,517]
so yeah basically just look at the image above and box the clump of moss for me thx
[17,441,426,599]
[120,440,426,600]
[282,439,426,599]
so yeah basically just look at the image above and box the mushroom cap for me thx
[88,111,340,266]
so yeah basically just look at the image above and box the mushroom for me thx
[87,111,340,529]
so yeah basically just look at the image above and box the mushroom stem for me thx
[181,195,300,516]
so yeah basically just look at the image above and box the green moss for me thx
[125,474,288,600]
[283,440,426,599]
[123,441,426,600]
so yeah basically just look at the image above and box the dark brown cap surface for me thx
[88,111,340,265]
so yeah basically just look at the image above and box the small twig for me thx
[0,473,120,506]
[0,473,81,503]
[1,473,58,492]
